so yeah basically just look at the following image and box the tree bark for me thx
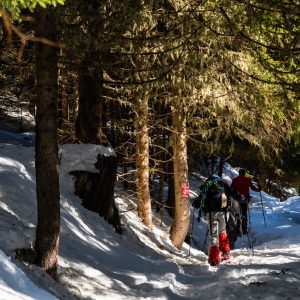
[75,58,104,144]
[71,154,122,234]
[170,105,190,249]
[166,145,175,218]
[135,93,152,229]
[34,6,60,278]
[134,51,152,230]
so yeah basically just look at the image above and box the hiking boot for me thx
[219,232,230,253]
[208,245,221,266]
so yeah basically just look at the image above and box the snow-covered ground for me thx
[0,129,300,299]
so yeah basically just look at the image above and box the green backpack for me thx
[192,178,215,211]
[192,176,227,213]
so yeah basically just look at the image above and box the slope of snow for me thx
[0,130,300,299]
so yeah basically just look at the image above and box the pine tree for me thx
[34,5,60,278]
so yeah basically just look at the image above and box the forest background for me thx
[0,0,300,279]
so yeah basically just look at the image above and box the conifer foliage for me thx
[0,0,300,263]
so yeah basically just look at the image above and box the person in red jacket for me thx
[231,168,261,234]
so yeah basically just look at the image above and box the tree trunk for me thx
[166,145,175,218]
[75,59,104,144]
[165,107,175,217]
[34,6,60,279]
[135,94,152,229]
[71,154,122,234]
[57,66,65,130]
[134,52,152,230]
[170,105,190,249]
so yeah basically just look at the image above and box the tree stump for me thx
[70,154,122,234]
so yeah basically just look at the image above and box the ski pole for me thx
[188,207,196,256]
[247,205,254,256]
[259,191,267,228]
[255,171,266,228]
[239,206,246,249]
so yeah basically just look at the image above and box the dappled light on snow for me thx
[0,130,300,299]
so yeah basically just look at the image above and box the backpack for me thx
[192,176,216,210]
[193,176,228,213]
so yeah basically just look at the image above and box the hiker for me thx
[231,168,261,234]
[226,196,241,249]
[194,168,238,266]
[205,173,239,266]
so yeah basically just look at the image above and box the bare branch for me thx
[1,9,65,61]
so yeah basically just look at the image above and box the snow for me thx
[1,129,300,299]
[0,249,57,300]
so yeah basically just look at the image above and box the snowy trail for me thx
[1,137,300,299]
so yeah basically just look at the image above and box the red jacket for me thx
[231,175,260,197]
